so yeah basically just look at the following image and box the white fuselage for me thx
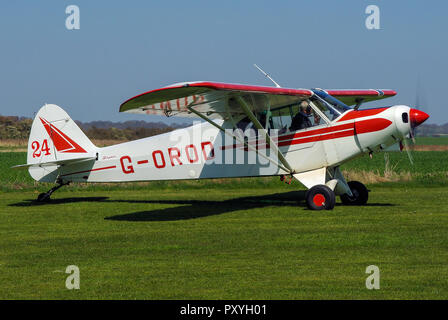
[53,105,411,184]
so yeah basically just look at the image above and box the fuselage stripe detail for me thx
[61,165,117,177]
[336,108,387,122]
[220,118,392,151]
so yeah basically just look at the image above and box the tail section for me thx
[26,104,97,181]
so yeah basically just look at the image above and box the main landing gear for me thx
[340,181,369,205]
[36,181,70,202]
[305,185,335,210]
[305,180,368,210]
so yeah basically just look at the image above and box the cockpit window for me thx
[235,99,327,134]
[312,88,351,115]
[309,96,340,121]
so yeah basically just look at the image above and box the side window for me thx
[235,100,329,135]
[270,109,291,134]
[290,104,323,129]
[283,101,326,132]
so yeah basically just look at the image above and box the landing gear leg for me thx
[37,181,70,202]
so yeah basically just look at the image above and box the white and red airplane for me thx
[14,80,429,210]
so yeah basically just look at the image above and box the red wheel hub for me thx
[313,194,326,207]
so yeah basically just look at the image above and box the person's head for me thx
[300,100,310,114]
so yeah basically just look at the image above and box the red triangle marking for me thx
[39,117,87,153]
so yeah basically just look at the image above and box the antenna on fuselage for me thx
[253,64,281,88]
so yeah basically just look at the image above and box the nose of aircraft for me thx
[410,108,429,127]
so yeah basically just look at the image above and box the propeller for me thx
[400,76,429,164]
[401,137,414,165]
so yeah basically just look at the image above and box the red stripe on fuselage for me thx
[221,118,392,150]
[336,108,387,122]
[278,128,355,147]
[355,118,392,134]
[277,122,355,142]
[220,122,355,150]
[61,165,117,177]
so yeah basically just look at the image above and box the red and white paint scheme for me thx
[14,81,429,209]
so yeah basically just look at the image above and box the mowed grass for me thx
[415,136,448,145]
[1,186,448,299]
[1,152,448,299]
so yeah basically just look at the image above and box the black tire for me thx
[340,181,369,205]
[305,185,336,210]
[37,192,50,202]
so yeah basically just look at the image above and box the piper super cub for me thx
[14,77,429,210]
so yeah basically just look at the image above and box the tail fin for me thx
[26,104,97,181]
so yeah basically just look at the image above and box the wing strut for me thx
[234,96,295,173]
[186,106,291,173]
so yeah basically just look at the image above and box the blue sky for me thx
[0,0,446,124]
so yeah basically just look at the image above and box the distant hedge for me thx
[0,116,32,139]
[0,116,176,141]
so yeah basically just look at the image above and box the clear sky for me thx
[0,0,446,124]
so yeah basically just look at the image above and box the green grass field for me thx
[415,136,448,145]
[1,152,448,299]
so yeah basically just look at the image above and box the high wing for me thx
[119,81,313,119]
[323,89,397,106]
[120,82,397,117]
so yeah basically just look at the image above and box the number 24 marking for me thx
[32,139,51,158]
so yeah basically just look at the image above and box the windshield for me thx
[309,96,341,121]
[312,89,351,115]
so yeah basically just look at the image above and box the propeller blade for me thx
[410,127,416,144]
[402,139,414,165]
[413,73,429,137]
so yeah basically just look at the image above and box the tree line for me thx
[0,115,178,141]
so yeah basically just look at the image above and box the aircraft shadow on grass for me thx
[9,191,394,222]
[105,191,307,222]
[9,197,110,206]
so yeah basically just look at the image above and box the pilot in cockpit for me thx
[290,101,312,131]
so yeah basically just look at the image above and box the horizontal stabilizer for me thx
[11,157,96,170]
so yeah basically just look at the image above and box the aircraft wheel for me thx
[305,185,335,210]
[340,181,369,205]
[37,192,51,202]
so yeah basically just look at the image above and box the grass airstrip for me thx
[1,145,448,299]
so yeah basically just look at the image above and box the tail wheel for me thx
[305,185,336,210]
[37,192,51,202]
[340,181,369,205]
